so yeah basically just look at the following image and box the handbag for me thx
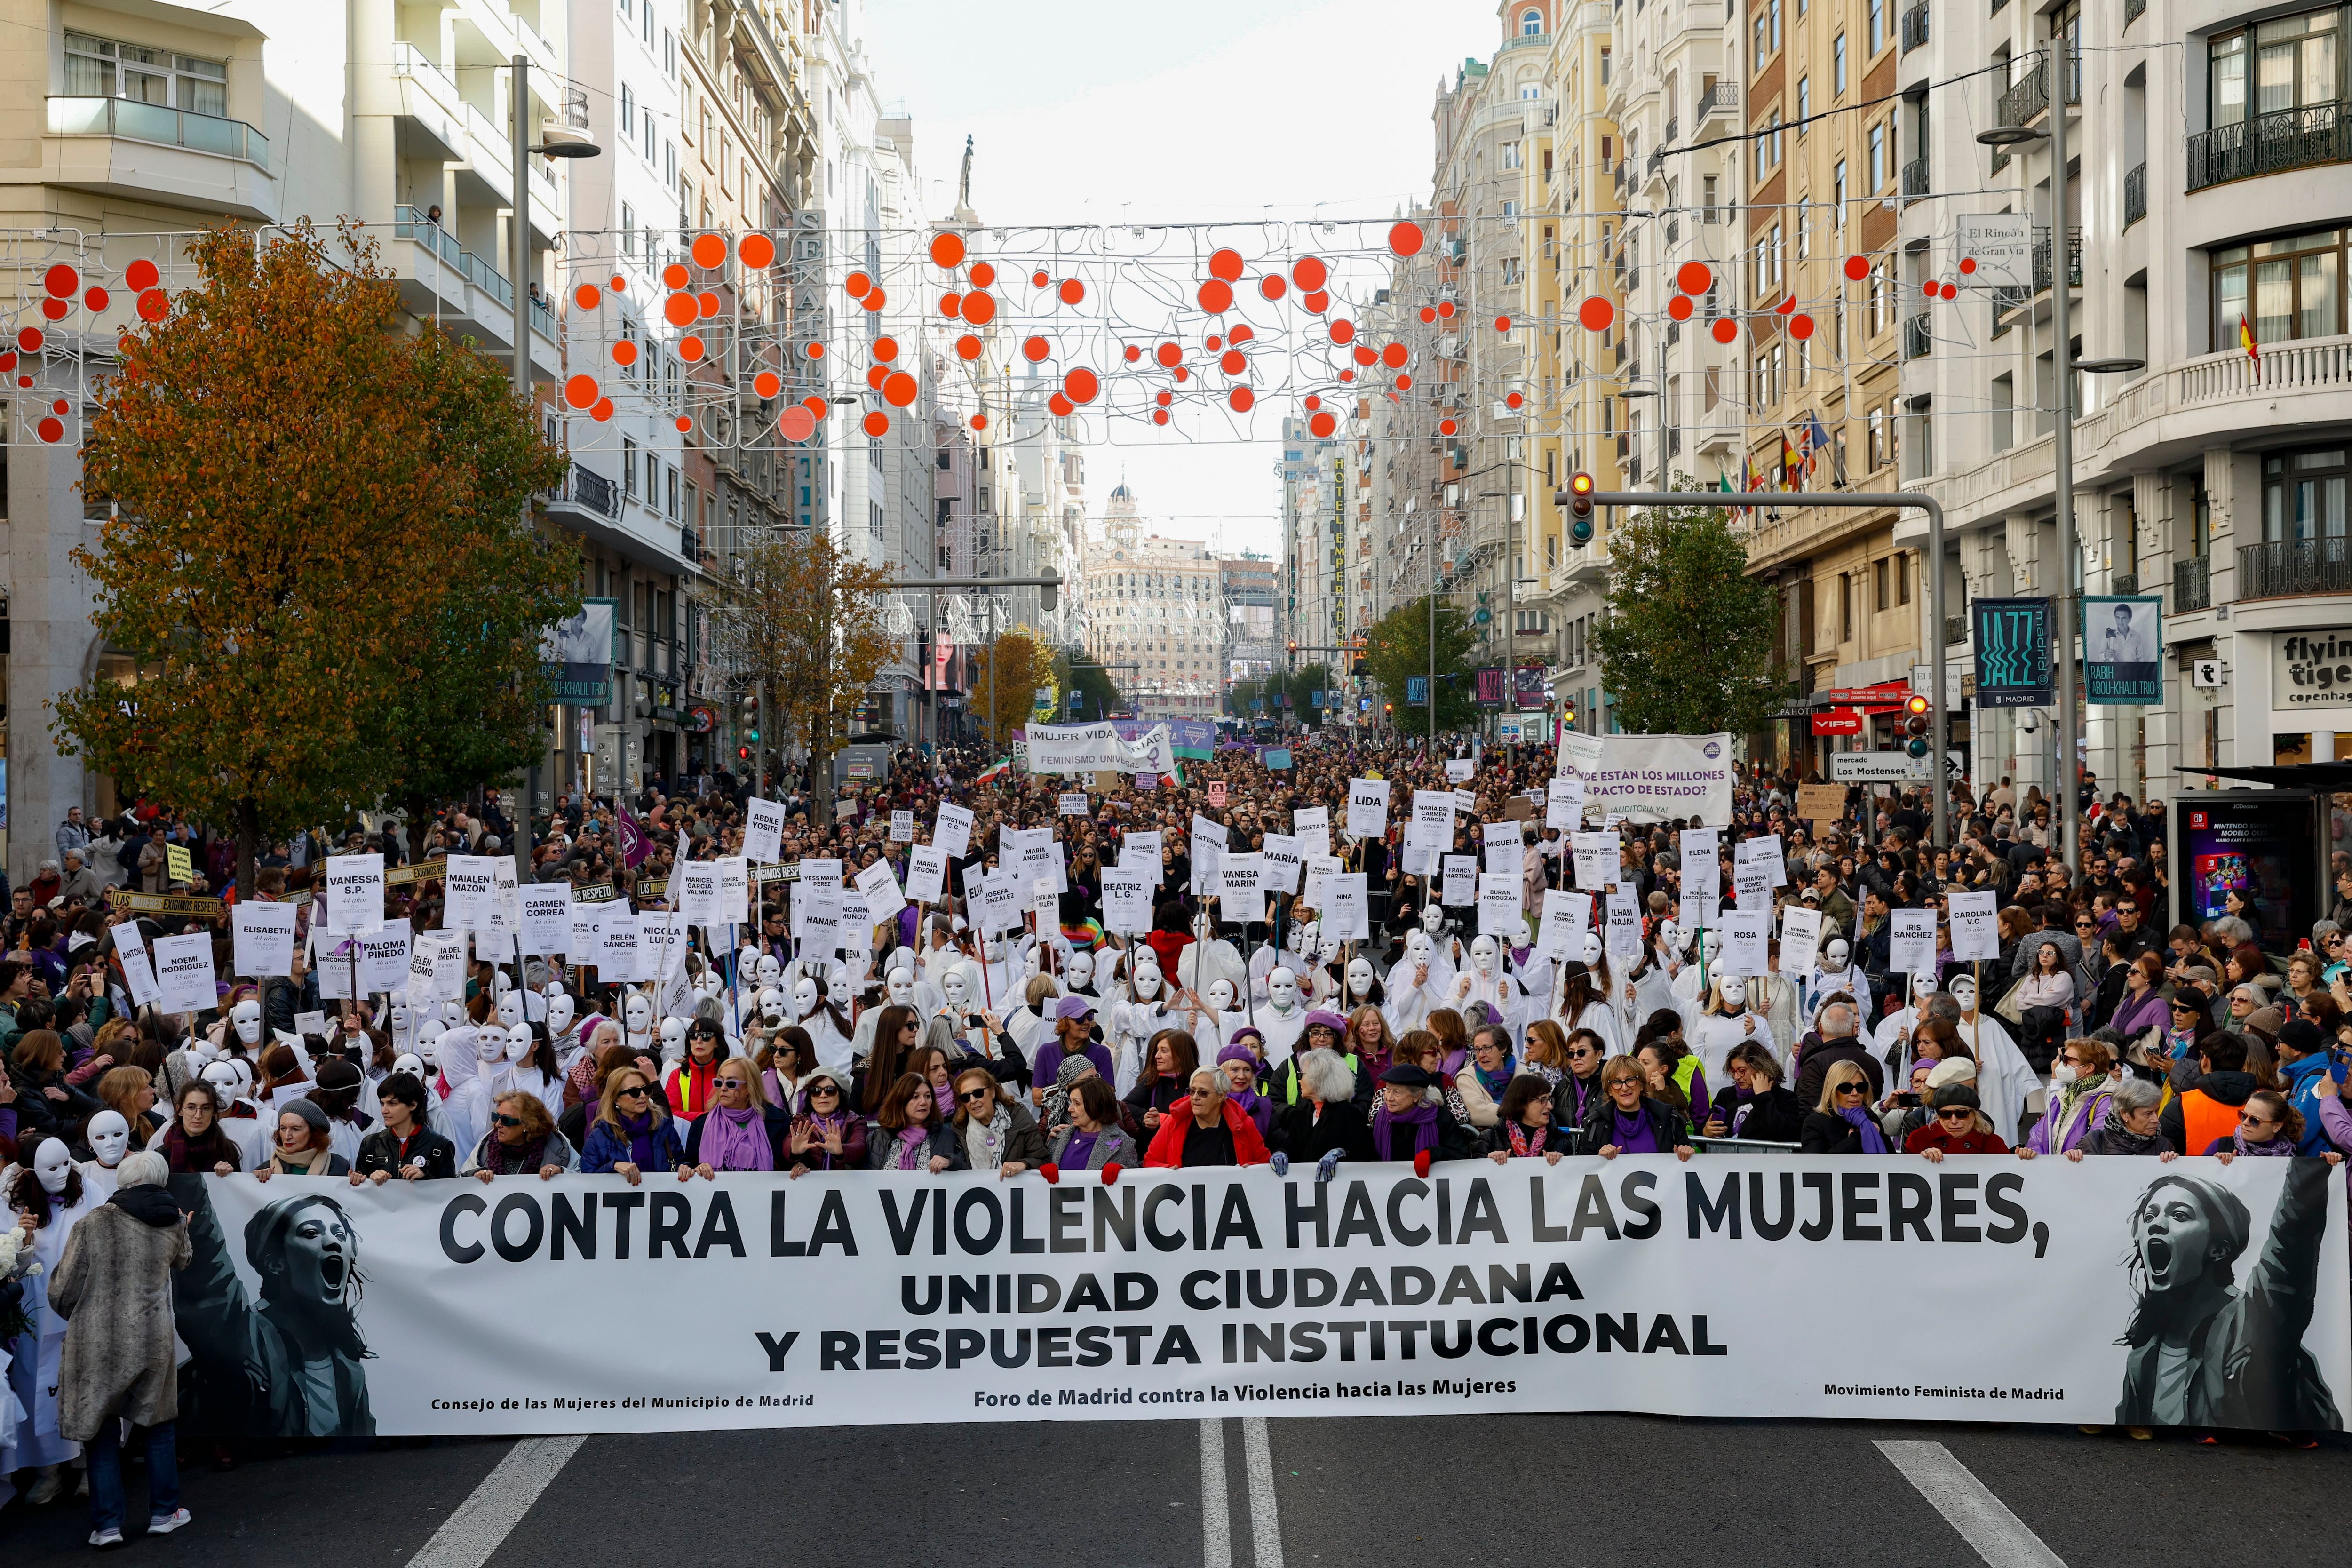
[1994,982,2027,1026]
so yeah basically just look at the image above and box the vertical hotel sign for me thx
[1330,454,1347,639]
[1971,597,2052,708]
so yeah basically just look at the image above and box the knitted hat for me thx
[1931,1083,1982,1112]
[279,1097,330,1134]
[1215,1043,1260,1075]
[2243,1005,2285,1041]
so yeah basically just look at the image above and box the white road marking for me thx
[1875,1440,2069,1568]
[406,1435,588,1568]
[1240,1416,1286,1568]
[1199,1417,1232,1568]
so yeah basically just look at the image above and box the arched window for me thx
[1521,8,1544,35]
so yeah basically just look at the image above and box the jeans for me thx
[87,1417,178,1536]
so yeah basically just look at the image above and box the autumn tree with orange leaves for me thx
[53,223,573,897]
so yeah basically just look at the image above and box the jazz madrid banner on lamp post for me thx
[2083,595,2164,705]
[1971,597,2053,709]
[163,1158,2345,1436]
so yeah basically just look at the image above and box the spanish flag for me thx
[2240,313,2259,366]
[1780,432,1799,488]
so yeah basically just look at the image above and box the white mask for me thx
[757,987,787,1025]
[476,1030,505,1063]
[87,1110,132,1168]
[1720,977,1748,1011]
[387,1002,412,1039]
[231,998,262,1046]
[1131,961,1163,1001]
[1950,975,1979,1012]
[1405,929,1433,964]
[1825,938,1851,970]
[1911,972,1937,1004]
[984,934,1008,964]
[1266,968,1300,1012]
[793,977,819,1018]
[941,969,972,1009]
[392,1052,426,1077]
[546,989,575,1037]
[1346,956,1375,998]
[34,1138,74,1194]
[1700,931,1722,962]
[1208,977,1237,1011]
[1581,932,1603,964]
[1511,918,1532,950]
[494,970,516,996]
[755,954,784,988]
[438,1000,465,1026]
[203,1059,251,1103]
[660,1017,688,1054]
[505,1023,535,1062]
[1066,950,1095,991]
[1421,905,1446,934]
[184,1037,219,1067]
[886,966,918,1007]
[624,993,654,1036]
[1471,935,1501,977]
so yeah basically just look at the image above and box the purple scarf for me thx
[1837,1105,1890,1154]
[699,1104,774,1171]
[618,1109,663,1170]
[892,1125,930,1170]
[1610,1108,1660,1154]
[1371,1098,1441,1161]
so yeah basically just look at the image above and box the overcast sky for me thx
[863,0,1499,558]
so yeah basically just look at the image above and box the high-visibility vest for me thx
[2179,1088,2239,1156]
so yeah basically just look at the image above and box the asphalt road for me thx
[2,1414,2345,1567]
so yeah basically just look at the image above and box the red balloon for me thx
[1259,275,1287,301]
[1395,374,1413,390]
[1156,342,1183,367]
[1789,313,1816,340]
[1197,279,1233,313]
[1440,418,1458,436]
[1123,344,1144,362]
[1292,256,1328,291]
[882,371,919,408]
[961,291,997,325]
[1022,335,1052,362]
[1667,295,1694,321]
[1677,261,1714,295]
[1060,279,1086,305]
[1048,392,1074,417]
[1229,325,1255,345]
[1843,255,1871,281]
[1303,396,1322,411]
[1207,248,1245,281]
[1220,350,1247,375]
[778,405,817,442]
[863,411,890,437]
[1328,319,1355,344]
[44,263,78,299]
[1152,408,1170,425]
[1380,342,1408,368]
[1419,307,1437,324]
[1711,318,1740,343]
[1309,410,1337,437]
[1577,297,1614,332]
[956,334,984,360]
[1063,367,1100,404]
[1229,386,1255,413]
[970,261,998,287]
[1301,290,1329,313]
[1388,221,1425,256]
[125,258,160,291]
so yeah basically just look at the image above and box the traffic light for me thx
[746,727,761,744]
[737,746,750,760]
[1903,693,1932,758]
[1561,700,1578,728]
[1567,471,1595,545]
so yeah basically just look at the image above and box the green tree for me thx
[1591,491,1789,736]
[1057,645,1123,722]
[1363,596,1478,732]
[54,223,567,897]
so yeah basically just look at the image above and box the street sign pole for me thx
[1576,489,1951,849]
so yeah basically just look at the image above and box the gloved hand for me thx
[1316,1148,1345,1184]
[1269,1151,1291,1177]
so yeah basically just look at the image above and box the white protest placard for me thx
[1482,820,1525,879]
[1452,789,1477,816]
[487,861,519,941]
[905,845,947,906]
[1779,904,1825,979]
[413,929,468,1002]
[1102,866,1153,935]
[316,933,355,1002]
[1218,853,1265,926]
[1478,872,1522,935]
[1890,907,1940,979]
[678,860,721,924]
[1188,815,1226,897]
[1291,806,1331,861]
[1719,909,1770,977]
[1445,758,1475,784]
[1571,833,1617,891]
[1300,854,1343,911]
[1735,833,1788,889]
[1322,873,1370,939]
[642,910,688,981]
[151,931,215,1014]
[111,918,161,1010]
[1538,889,1593,958]
[1258,833,1303,895]
[442,855,497,927]
[231,901,298,979]
[1733,860,1774,913]
[854,858,906,923]
[1400,822,1446,878]
[932,802,974,860]
[1947,888,2001,962]
[1604,890,1643,961]
[520,884,572,957]
[358,923,413,995]
[326,852,385,934]
[599,909,645,980]
[1412,789,1456,832]
[1441,854,1478,908]
[743,798,786,864]
[979,870,1023,936]
[1058,793,1089,818]
[1029,877,1058,923]
[294,1010,328,1041]
[1546,775,1586,831]
[890,811,915,844]
[1002,827,1066,897]
[711,857,750,930]
[1344,779,1390,840]
[1121,830,1163,887]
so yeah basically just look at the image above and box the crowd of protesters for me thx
[4,730,2349,1544]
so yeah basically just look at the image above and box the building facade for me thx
[1086,486,1223,721]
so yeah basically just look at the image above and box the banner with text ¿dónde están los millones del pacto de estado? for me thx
[168,1156,2347,1435]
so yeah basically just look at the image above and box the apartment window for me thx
[2262,447,2350,542]
[621,202,637,256]
[1834,33,1848,94]
[870,501,884,542]
[1521,7,1544,35]
[1600,47,1611,84]
[1868,121,1887,191]
[1797,75,1810,122]
[870,437,884,470]
[1875,557,1891,611]
[645,450,660,504]
[2212,227,2346,349]
[2211,8,2342,127]
[1754,15,1770,67]
[1833,159,1848,228]
[664,29,676,74]
[1992,373,2016,451]
[1503,140,1522,169]
[1898,551,1912,604]
[1871,255,1896,333]
[623,438,640,498]
[665,140,677,188]
[1868,0,1887,53]
[64,31,228,116]
[1839,573,1855,641]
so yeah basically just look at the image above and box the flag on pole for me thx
[1803,411,1832,478]
[2240,313,2260,367]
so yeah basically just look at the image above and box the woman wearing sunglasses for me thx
[787,1067,867,1176]
[684,1057,789,1176]
[1904,1084,2011,1159]
[951,1067,1046,1177]
[461,1091,575,1182]
[580,1066,685,1186]
[1800,1062,1891,1154]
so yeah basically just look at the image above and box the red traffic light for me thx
[1903,694,1931,717]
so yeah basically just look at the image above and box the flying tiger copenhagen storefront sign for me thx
[171,1160,2348,1435]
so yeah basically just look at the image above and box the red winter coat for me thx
[1144,1099,1271,1167]
[1144,929,1193,977]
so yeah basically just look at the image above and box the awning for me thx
[2176,763,2352,789]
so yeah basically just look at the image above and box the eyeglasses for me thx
[616,1086,651,1101]
[493,1114,525,1128]
[810,1085,840,1097]
[2239,1113,2276,1129]
[714,1078,747,1089]
[2170,1001,2198,1012]
[958,1087,992,1103]
[1835,1082,1869,1096]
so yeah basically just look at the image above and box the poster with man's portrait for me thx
[2084,595,2162,704]
[542,597,618,708]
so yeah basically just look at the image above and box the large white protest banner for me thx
[231,901,298,979]
[1023,721,1176,777]
[167,1158,2348,1435]
[1554,733,1736,824]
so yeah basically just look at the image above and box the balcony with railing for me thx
[1697,82,1736,121]
[543,463,619,521]
[1901,155,1930,196]
[1994,58,2080,129]
[2174,555,2211,612]
[1904,312,1933,358]
[1945,616,1968,645]
[2124,162,2147,227]
[2238,537,2352,601]
[2186,102,2351,191]
[45,96,276,219]
[1901,2,1930,53]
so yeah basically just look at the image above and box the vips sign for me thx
[170,1160,2346,1435]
